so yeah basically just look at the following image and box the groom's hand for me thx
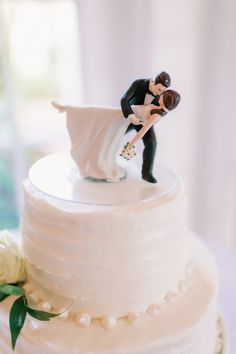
[128,114,143,125]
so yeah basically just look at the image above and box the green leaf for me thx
[9,296,27,350]
[0,293,9,302]
[26,306,60,321]
[0,284,25,296]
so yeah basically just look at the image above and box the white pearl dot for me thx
[76,313,91,327]
[147,303,161,315]
[165,291,177,303]
[186,262,194,276]
[216,323,222,336]
[29,319,39,330]
[22,283,32,293]
[179,280,188,292]
[127,312,140,324]
[101,316,116,329]
[189,280,195,287]
[58,309,69,320]
[215,339,223,353]
[28,292,40,304]
[0,245,6,254]
[40,301,52,311]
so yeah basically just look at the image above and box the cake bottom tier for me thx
[0,238,224,354]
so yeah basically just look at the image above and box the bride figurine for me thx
[52,87,180,183]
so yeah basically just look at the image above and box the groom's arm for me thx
[120,79,141,118]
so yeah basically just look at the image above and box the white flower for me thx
[0,230,26,285]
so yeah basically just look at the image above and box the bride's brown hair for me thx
[150,89,181,117]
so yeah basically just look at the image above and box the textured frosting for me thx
[21,167,190,318]
[0,157,221,353]
[0,237,220,354]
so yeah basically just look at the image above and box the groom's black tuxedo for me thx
[121,79,159,118]
[120,78,159,180]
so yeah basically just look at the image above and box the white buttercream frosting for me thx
[0,237,220,354]
[0,156,221,353]
[21,162,190,318]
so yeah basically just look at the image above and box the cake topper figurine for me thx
[52,72,180,184]
[121,72,180,183]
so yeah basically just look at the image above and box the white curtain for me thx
[192,0,236,247]
[75,0,155,106]
[75,0,236,247]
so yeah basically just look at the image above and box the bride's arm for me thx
[128,114,162,146]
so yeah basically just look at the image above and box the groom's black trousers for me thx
[125,124,157,176]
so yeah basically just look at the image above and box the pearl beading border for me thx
[214,315,226,354]
[23,261,195,330]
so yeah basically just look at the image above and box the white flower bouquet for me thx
[0,230,26,285]
[120,142,136,160]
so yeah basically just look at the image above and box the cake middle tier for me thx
[22,174,190,318]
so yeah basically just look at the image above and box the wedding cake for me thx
[0,153,223,354]
[0,82,225,353]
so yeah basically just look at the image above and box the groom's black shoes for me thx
[142,172,157,184]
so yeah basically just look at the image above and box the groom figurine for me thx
[121,71,171,183]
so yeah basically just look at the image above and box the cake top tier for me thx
[28,153,182,210]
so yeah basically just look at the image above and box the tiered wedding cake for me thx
[0,153,222,354]
[0,85,225,353]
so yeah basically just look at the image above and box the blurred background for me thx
[0,0,235,349]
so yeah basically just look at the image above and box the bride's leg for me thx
[51,101,66,113]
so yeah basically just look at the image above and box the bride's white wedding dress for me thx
[65,104,154,181]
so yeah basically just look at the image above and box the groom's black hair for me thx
[154,72,171,87]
